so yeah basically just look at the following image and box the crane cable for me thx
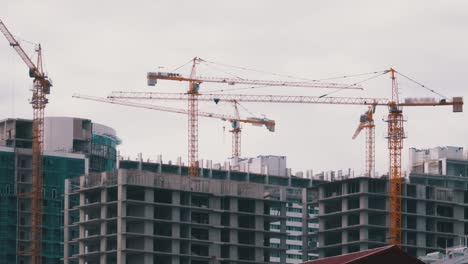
[396,71,447,99]
[202,58,386,83]
[318,70,388,98]
[170,58,194,72]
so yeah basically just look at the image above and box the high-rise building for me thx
[308,147,468,259]
[64,166,287,264]
[0,117,119,264]
[226,155,319,262]
[64,158,325,264]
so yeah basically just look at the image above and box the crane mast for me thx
[231,101,241,158]
[352,106,375,177]
[188,58,200,176]
[0,19,51,264]
[387,68,404,246]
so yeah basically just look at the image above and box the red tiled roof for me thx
[302,245,424,264]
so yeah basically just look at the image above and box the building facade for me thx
[64,168,289,264]
[64,158,325,264]
[308,175,468,258]
[0,117,119,264]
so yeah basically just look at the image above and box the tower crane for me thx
[0,19,52,264]
[147,57,364,176]
[111,69,463,247]
[72,94,275,159]
[352,106,376,177]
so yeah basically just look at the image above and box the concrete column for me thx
[117,171,126,264]
[318,201,325,216]
[302,190,309,263]
[230,228,238,244]
[64,179,70,264]
[78,186,86,264]
[144,189,154,264]
[209,239,220,261]
[342,244,348,255]
[230,199,238,227]
[417,230,426,248]
[342,214,348,229]
[171,256,180,264]
[342,230,348,244]
[359,210,368,226]
[342,182,348,195]
[359,195,368,212]
[255,200,264,230]
[318,234,325,258]
[342,198,348,212]
[279,189,287,264]
[230,245,238,261]
[416,199,426,249]
[318,218,326,232]
[172,191,181,262]
[360,179,368,193]
[255,246,264,263]
[416,200,425,215]
[359,226,368,251]
[100,188,108,264]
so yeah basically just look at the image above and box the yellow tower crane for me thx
[0,19,52,264]
[146,57,363,176]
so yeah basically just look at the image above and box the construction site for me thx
[1,2,468,264]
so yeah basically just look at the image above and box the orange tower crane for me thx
[72,94,275,159]
[352,106,376,177]
[0,19,52,264]
[111,77,463,247]
[146,57,363,176]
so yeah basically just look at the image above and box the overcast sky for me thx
[1,0,467,176]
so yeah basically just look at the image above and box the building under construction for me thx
[307,147,468,259]
[0,117,119,264]
[63,157,326,264]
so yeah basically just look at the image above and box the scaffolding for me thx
[0,148,86,264]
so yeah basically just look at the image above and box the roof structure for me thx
[302,245,424,264]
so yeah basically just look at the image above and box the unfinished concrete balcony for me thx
[191,227,209,241]
[154,206,172,221]
[126,203,145,218]
[82,211,102,225]
[191,211,209,225]
[191,243,209,257]
[368,212,386,227]
[154,189,173,204]
[81,225,101,241]
[191,194,210,209]
[323,200,342,215]
[238,198,256,213]
[153,222,172,237]
[125,220,145,235]
[238,215,256,229]
[323,216,342,230]
[238,231,256,245]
